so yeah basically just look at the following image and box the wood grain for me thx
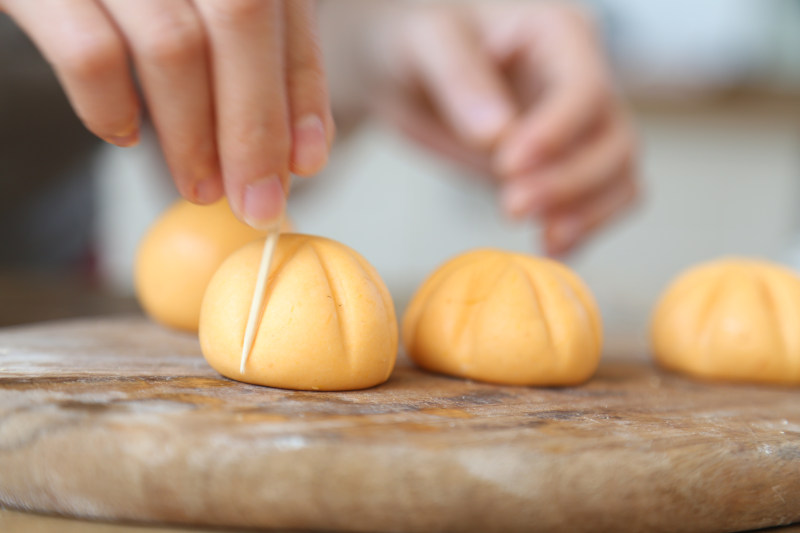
[0,318,799,532]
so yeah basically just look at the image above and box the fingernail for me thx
[292,114,328,175]
[193,177,221,205]
[107,119,141,147]
[243,175,286,229]
[464,100,513,144]
[108,130,140,147]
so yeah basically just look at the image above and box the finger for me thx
[406,8,515,148]
[543,174,639,257]
[495,7,611,176]
[501,114,634,218]
[3,0,140,146]
[285,0,334,177]
[195,0,290,229]
[376,90,493,176]
[100,0,222,205]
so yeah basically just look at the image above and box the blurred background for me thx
[1,0,800,347]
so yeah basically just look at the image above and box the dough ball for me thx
[135,199,290,332]
[652,258,800,384]
[402,249,603,386]
[199,234,398,391]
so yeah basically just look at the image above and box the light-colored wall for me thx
[575,100,800,339]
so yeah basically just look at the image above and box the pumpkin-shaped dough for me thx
[135,199,290,332]
[652,258,800,384]
[200,234,398,391]
[402,249,603,386]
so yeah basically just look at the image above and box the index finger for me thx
[495,6,612,177]
[406,8,516,148]
[195,0,290,229]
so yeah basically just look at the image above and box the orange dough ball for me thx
[652,258,800,384]
[403,249,603,386]
[135,199,290,332]
[199,234,398,391]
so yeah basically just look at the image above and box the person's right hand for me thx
[0,0,334,229]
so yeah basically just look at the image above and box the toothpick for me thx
[240,224,281,374]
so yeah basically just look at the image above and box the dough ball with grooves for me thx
[652,258,800,384]
[135,199,288,332]
[199,234,398,391]
[403,249,603,386]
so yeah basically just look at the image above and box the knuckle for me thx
[140,16,205,63]
[290,45,324,81]
[290,63,326,98]
[561,3,597,31]
[205,0,269,22]
[407,5,460,43]
[58,32,124,79]
[544,3,602,48]
[229,123,291,162]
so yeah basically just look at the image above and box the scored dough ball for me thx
[402,249,603,386]
[135,199,290,332]
[652,258,800,384]
[199,234,398,391]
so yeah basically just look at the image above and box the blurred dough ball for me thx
[403,249,603,386]
[135,199,290,332]
[199,234,397,391]
[652,258,800,384]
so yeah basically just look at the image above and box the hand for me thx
[362,1,637,256]
[1,0,334,228]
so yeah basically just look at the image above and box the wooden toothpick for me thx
[240,223,281,374]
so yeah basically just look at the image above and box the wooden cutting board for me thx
[0,317,798,533]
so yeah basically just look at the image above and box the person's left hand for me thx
[362,1,638,256]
